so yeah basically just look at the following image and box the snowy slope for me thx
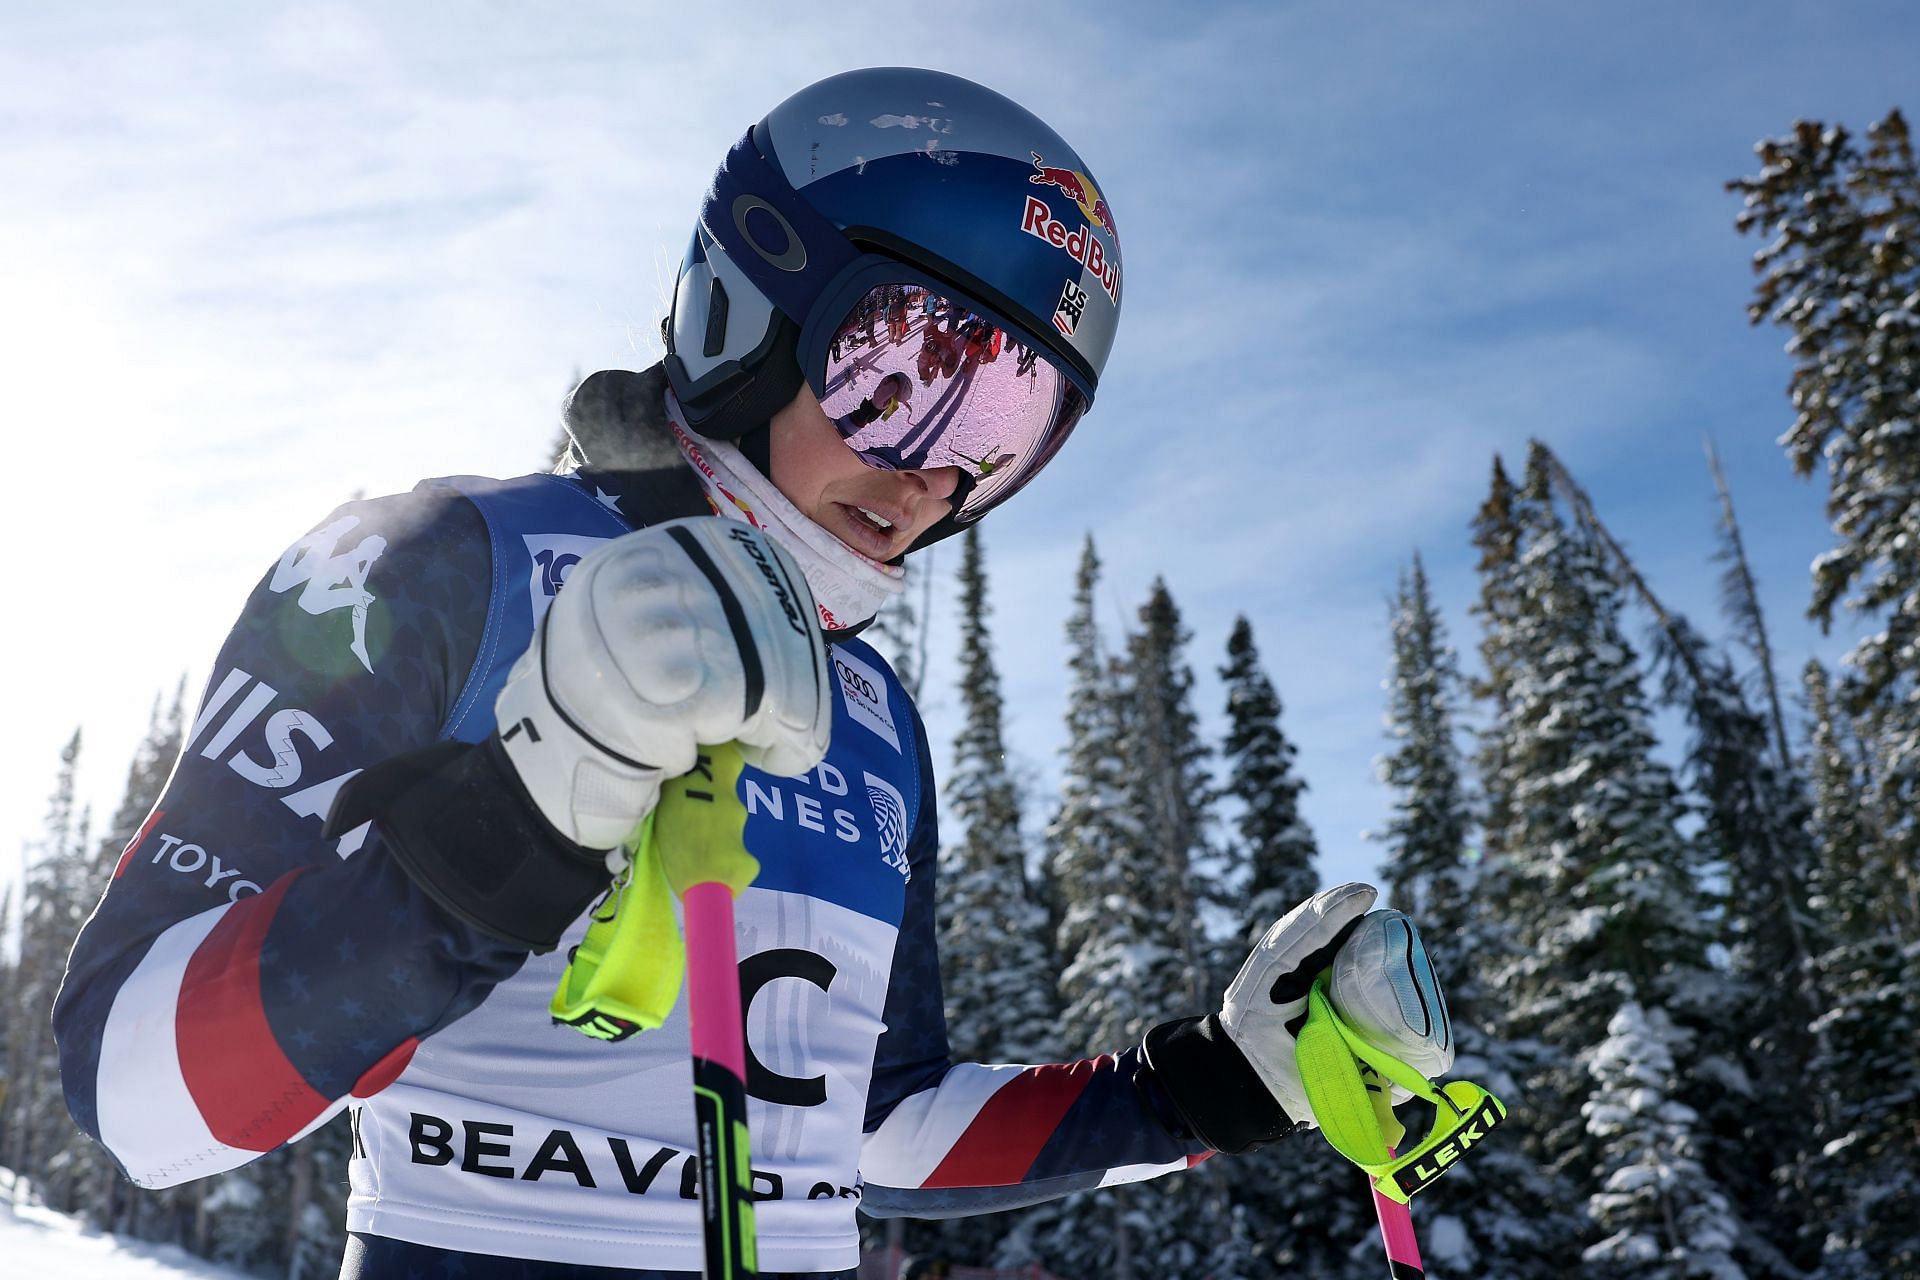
[1,1172,253,1280]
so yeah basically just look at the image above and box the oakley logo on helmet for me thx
[1020,197,1120,305]
[730,194,807,273]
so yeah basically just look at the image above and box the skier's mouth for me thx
[835,502,902,556]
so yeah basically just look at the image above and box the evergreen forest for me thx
[4,111,1917,1280]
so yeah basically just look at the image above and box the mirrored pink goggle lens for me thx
[817,283,1078,518]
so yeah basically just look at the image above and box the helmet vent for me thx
[702,278,730,358]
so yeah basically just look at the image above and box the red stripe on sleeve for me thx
[353,1038,419,1098]
[176,872,331,1152]
[922,1056,1109,1188]
[113,809,165,879]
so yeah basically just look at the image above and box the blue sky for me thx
[2,2,1914,908]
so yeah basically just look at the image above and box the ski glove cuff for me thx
[325,737,612,953]
[1141,1014,1300,1153]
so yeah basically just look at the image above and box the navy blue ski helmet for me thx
[664,67,1122,546]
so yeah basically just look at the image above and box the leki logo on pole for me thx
[1296,955,1510,1280]
[1296,976,1509,1203]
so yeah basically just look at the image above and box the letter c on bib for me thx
[739,948,837,1107]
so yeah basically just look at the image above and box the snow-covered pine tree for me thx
[915,526,1060,1269]
[1799,661,1920,1278]
[1376,550,1579,1280]
[1219,615,1317,936]
[1024,536,1157,1280]
[1125,580,1215,1013]
[3,730,94,1213]
[938,526,1056,1064]
[1648,623,1821,1280]
[1468,457,1527,873]
[1704,440,1794,775]
[1581,999,1746,1280]
[1204,614,1373,1280]
[1474,447,1727,1233]
[1048,536,1152,1059]
[1378,554,1471,923]
[1541,444,1826,1276]
[1730,112,1920,1277]
[1730,108,1920,935]
[1116,579,1233,1280]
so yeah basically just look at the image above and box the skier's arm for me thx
[857,723,1209,1220]
[53,486,533,1188]
[54,502,831,1190]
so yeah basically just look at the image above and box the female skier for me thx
[55,67,1450,1279]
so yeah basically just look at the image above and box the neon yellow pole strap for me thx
[550,745,759,1041]
[1295,978,1508,1204]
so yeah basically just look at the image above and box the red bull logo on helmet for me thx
[1020,195,1120,305]
[1030,153,1119,242]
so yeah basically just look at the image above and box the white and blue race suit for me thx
[55,460,1207,1277]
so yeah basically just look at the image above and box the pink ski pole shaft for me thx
[1370,1151,1425,1280]
[658,744,760,1280]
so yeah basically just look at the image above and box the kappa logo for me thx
[862,772,911,881]
[271,516,388,673]
[832,647,899,751]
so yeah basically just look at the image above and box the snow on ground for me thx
[1,1170,253,1280]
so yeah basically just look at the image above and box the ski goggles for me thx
[796,265,1094,522]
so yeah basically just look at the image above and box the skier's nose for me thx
[908,466,962,503]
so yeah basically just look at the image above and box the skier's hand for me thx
[1140,883,1378,1151]
[1325,906,1455,1082]
[495,517,832,849]
[327,518,829,953]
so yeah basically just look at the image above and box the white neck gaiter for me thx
[663,393,905,633]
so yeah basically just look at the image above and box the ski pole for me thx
[660,743,760,1280]
[1296,978,1507,1280]
[1371,1173,1426,1280]
[1362,1068,1426,1280]
[546,744,761,1276]
[546,743,762,1276]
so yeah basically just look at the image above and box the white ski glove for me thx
[327,517,830,953]
[1218,882,1381,1127]
[495,517,832,849]
[1141,883,1454,1151]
